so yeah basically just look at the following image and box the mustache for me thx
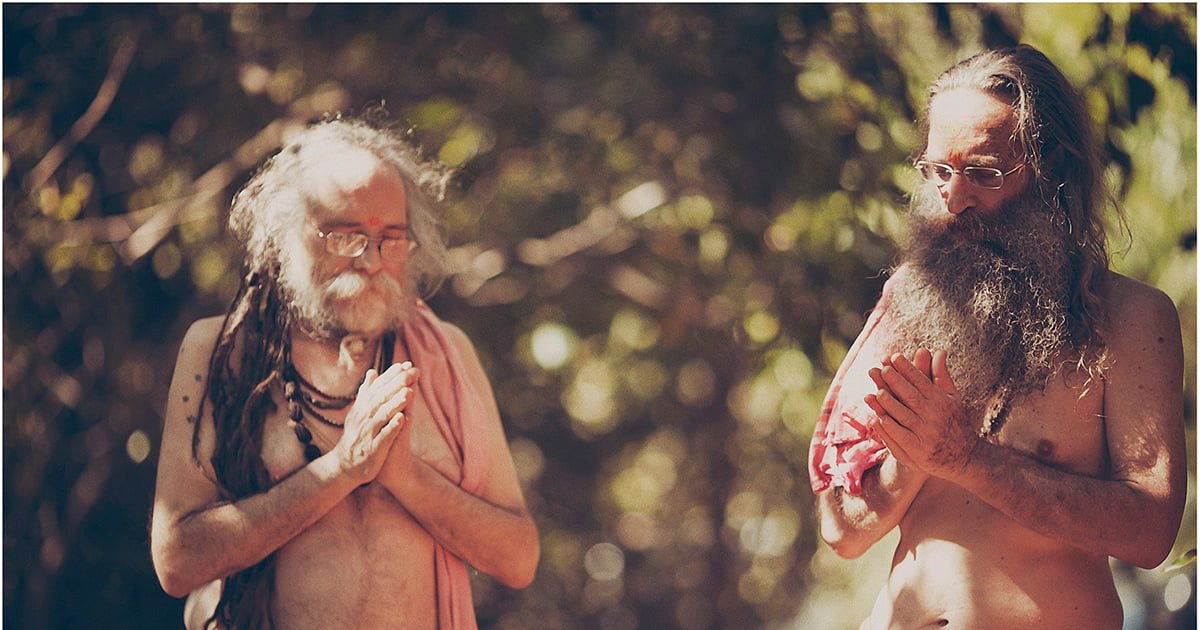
[323,270,403,300]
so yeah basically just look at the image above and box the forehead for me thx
[926,88,1018,164]
[300,144,408,227]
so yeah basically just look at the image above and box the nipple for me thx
[1035,439,1055,459]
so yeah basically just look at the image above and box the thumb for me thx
[931,350,960,396]
[359,368,379,392]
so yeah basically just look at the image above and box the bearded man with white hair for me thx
[809,45,1186,628]
[151,116,539,629]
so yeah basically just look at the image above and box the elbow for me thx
[1124,533,1177,570]
[153,555,197,598]
[159,576,195,600]
[151,533,202,598]
[818,502,870,559]
[496,523,541,589]
[821,527,869,560]
[1117,513,1181,569]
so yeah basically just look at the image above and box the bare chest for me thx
[987,368,1107,476]
[254,381,460,629]
[259,385,461,485]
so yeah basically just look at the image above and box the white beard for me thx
[322,271,410,335]
[278,247,411,340]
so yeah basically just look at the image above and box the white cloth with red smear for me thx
[808,277,900,496]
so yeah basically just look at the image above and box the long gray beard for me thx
[887,185,1074,418]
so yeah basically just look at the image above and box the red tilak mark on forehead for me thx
[366,216,381,227]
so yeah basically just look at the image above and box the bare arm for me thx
[818,347,934,558]
[869,278,1187,568]
[818,455,930,559]
[150,319,408,596]
[377,324,540,588]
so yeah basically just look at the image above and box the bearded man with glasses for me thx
[809,45,1185,628]
[150,117,539,629]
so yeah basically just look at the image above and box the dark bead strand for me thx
[298,395,345,428]
[282,331,396,461]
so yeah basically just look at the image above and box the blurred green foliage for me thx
[3,4,1194,629]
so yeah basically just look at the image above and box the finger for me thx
[865,394,911,432]
[868,367,887,391]
[888,355,940,399]
[374,412,406,447]
[393,364,420,390]
[367,387,412,425]
[384,410,406,433]
[358,368,379,392]
[362,365,414,404]
[877,363,926,406]
[394,386,413,412]
[375,362,412,387]
[914,348,933,378]
[931,350,961,396]
[870,411,916,467]
[871,389,926,430]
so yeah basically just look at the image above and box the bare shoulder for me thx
[156,317,228,509]
[164,317,229,469]
[1103,271,1183,352]
[178,316,226,363]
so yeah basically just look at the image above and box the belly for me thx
[868,483,1121,630]
[271,485,438,630]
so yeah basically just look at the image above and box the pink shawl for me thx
[808,277,898,496]
[400,301,490,630]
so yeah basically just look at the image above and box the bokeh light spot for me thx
[616,181,667,219]
[530,322,576,370]
[1164,573,1192,612]
[584,542,625,581]
[126,430,151,464]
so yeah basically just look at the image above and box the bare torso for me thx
[190,337,462,630]
[863,367,1122,629]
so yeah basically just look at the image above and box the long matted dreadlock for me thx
[193,112,451,629]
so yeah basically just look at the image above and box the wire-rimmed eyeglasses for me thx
[914,160,1024,190]
[316,229,415,261]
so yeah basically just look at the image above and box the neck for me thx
[289,326,390,380]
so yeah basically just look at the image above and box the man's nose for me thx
[939,174,974,215]
[352,242,384,273]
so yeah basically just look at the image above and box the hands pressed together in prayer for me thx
[333,362,420,484]
[864,348,980,480]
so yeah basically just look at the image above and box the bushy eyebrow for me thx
[923,152,1005,168]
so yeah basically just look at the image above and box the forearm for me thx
[951,441,1181,568]
[819,456,928,558]
[382,461,539,588]
[152,455,359,596]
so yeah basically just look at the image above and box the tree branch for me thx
[25,36,138,193]
[51,86,350,264]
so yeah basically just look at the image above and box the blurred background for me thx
[3,4,1195,629]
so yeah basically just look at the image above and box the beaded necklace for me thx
[283,331,396,461]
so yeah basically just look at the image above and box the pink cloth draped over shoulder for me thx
[808,277,900,496]
[401,301,491,630]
